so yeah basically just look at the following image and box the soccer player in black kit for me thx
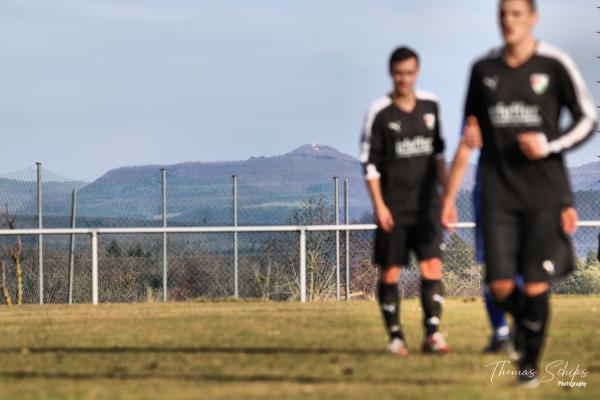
[361,47,449,356]
[442,0,597,388]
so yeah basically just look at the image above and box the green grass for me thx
[0,296,598,399]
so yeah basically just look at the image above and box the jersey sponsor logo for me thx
[423,113,436,130]
[483,75,500,91]
[387,121,402,133]
[488,101,542,127]
[530,73,549,95]
[395,135,434,158]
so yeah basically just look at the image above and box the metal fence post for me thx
[233,175,239,298]
[334,177,340,301]
[36,162,43,305]
[300,228,306,303]
[162,169,168,302]
[91,231,98,305]
[68,189,77,304]
[344,178,350,301]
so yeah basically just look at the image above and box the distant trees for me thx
[291,195,337,301]
[107,239,122,258]
[0,195,597,304]
[554,249,600,294]
[0,204,24,305]
[584,249,600,269]
[257,195,337,301]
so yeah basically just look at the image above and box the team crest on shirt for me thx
[530,73,549,95]
[388,121,402,133]
[423,113,436,130]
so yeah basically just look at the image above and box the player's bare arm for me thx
[366,178,395,233]
[441,116,482,231]
[560,207,578,235]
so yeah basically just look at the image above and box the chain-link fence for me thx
[0,165,598,304]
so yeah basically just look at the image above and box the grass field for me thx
[0,296,598,399]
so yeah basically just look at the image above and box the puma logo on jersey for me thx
[395,136,434,158]
[388,121,402,133]
[488,101,542,127]
[423,113,436,130]
[483,75,500,90]
[530,73,549,95]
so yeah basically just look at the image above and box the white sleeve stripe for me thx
[437,106,444,139]
[469,46,503,65]
[548,118,595,154]
[359,96,392,164]
[415,89,438,102]
[365,164,381,180]
[537,43,598,153]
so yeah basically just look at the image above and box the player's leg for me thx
[413,210,449,353]
[518,280,549,387]
[374,225,409,355]
[420,258,443,337]
[482,283,511,352]
[418,257,449,353]
[482,205,527,365]
[378,266,407,355]
[474,187,512,352]
[515,207,571,387]
[483,206,521,313]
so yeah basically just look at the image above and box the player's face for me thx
[499,0,538,46]
[390,57,419,97]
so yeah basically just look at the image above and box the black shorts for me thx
[482,205,574,283]
[374,207,442,268]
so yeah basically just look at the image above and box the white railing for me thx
[0,221,597,305]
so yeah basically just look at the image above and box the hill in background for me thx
[0,144,598,226]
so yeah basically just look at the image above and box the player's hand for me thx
[560,207,578,235]
[517,131,549,160]
[462,116,482,149]
[441,197,458,233]
[375,204,395,233]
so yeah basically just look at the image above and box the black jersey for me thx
[464,42,597,210]
[360,91,445,219]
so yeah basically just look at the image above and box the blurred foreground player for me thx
[446,118,575,357]
[442,0,597,388]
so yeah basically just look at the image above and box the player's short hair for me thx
[501,0,537,11]
[389,46,419,72]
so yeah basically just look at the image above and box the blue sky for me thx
[0,0,598,181]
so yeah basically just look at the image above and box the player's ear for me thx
[413,60,420,75]
[529,6,539,26]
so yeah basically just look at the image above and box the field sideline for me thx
[0,296,598,399]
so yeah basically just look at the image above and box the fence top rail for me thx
[0,221,598,236]
[0,225,374,235]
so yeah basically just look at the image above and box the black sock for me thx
[377,281,404,340]
[492,286,527,357]
[492,285,524,321]
[520,291,549,372]
[421,279,444,336]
